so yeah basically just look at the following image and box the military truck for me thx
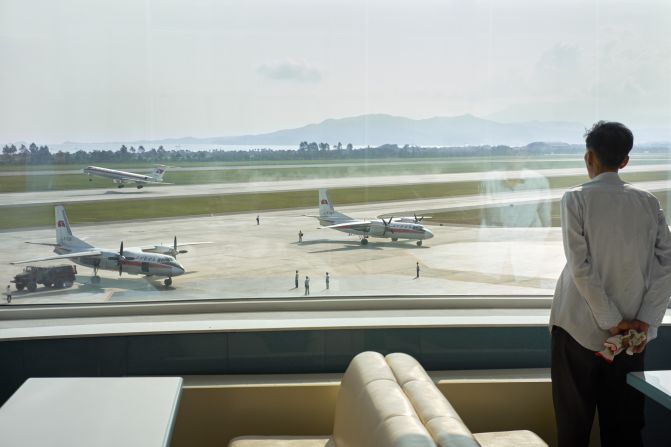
[11,265,77,292]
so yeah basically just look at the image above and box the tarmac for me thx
[3,162,670,306]
[0,202,565,305]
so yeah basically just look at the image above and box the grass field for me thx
[1,170,669,230]
[430,191,671,227]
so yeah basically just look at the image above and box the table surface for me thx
[627,370,671,411]
[0,377,183,447]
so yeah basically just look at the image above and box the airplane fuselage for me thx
[330,220,433,241]
[55,246,184,278]
[83,166,153,183]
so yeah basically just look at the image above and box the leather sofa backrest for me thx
[333,351,436,447]
[386,353,481,447]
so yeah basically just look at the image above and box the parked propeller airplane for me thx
[83,165,170,188]
[315,189,434,246]
[11,206,188,287]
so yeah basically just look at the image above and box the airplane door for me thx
[141,262,150,273]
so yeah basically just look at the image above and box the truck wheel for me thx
[64,282,73,288]
[27,282,37,292]
[44,282,52,288]
[54,280,64,289]
[16,283,24,291]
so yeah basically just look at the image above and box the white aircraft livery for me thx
[83,165,169,188]
[12,206,185,287]
[316,189,434,246]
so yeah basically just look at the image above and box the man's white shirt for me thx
[550,172,671,350]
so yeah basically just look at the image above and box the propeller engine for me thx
[172,236,188,258]
[381,217,394,237]
[107,241,126,276]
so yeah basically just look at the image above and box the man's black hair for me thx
[584,121,634,168]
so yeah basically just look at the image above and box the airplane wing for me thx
[11,250,102,265]
[139,242,212,251]
[327,221,372,231]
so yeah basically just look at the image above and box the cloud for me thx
[257,59,322,82]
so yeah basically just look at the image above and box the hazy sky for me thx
[1,0,670,143]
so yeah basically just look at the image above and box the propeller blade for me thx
[118,241,124,276]
[174,236,177,252]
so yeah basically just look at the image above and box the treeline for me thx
[2,140,662,166]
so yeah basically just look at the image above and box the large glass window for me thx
[2,0,670,305]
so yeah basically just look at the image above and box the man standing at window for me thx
[550,121,671,446]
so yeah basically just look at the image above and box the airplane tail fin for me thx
[318,189,351,223]
[55,206,92,249]
[150,165,168,181]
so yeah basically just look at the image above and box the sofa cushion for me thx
[386,353,480,447]
[402,380,463,423]
[333,352,435,447]
[374,415,439,447]
[426,417,481,447]
[228,436,335,447]
[474,430,547,447]
[386,352,434,386]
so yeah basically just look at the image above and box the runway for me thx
[0,157,589,176]
[2,164,670,207]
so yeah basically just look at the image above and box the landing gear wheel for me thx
[361,238,369,246]
[416,240,423,247]
[91,276,101,285]
[164,278,172,287]
[137,185,144,189]
[117,184,124,189]
[391,237,398,242]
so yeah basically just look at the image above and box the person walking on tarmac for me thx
[325,272,330,290]
[416,262,420,278]
[304,276,310,296]
[298,230,304,243]
[5,284,11,303]
[295,270,299,289]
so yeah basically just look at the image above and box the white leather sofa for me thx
[229,351,547,447]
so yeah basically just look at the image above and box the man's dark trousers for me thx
[551,326,645,447]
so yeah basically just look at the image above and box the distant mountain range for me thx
[63,114,594,148]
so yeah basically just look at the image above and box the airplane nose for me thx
[424,229,434,239]
[172,265,185,276]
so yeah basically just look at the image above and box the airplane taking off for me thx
[83,165,170,188]
[12,206,185,287]
[316,189,434,246]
